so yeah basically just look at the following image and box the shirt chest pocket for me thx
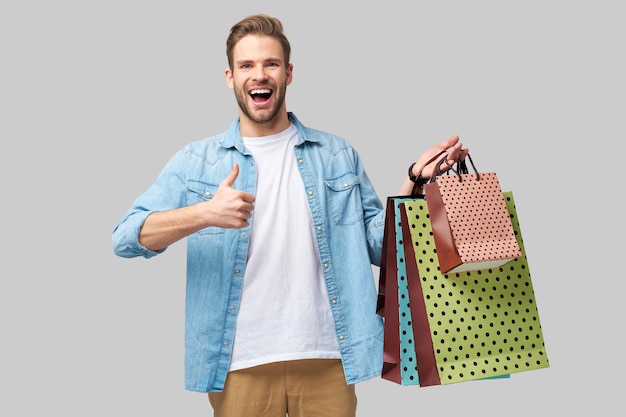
[186,179,224,235]
[323,172,364,226]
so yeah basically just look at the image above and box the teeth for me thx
[250,89,271,94]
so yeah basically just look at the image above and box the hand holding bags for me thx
[378,151,549,387]
[424,154,522,273]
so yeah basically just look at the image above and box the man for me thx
[112,13,467,417]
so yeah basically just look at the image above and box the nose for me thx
[252,64,269,81]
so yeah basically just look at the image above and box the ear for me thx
[225,68,234,89]
[285,63,293,86]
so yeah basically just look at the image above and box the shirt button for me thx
[299,159,304,164]
[343,182,349,187]
[323,263,329,268]
[223,342,229,347]
[205,191,211,196]
[317,226,322,231]
[235,269,241,275]
[241,232,247,237]
[308,190,314,196]
[332,299,337,304]
[229,306,235,312]
[339,335,345,340]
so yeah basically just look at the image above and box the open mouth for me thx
[250,88,272,103]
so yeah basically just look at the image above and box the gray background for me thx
[2,1,623,415]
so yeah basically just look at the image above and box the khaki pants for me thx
[208,359,357,417]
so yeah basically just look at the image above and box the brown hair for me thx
[226,14,291,70]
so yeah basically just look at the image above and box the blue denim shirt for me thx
[112,113,385,392]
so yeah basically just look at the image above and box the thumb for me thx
[221,163,240,188]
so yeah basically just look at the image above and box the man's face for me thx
[226,35,293,126]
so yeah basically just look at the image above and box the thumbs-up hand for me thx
[207,163,256,229]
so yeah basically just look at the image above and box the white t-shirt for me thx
[229,124,341,371]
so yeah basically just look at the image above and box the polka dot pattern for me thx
[402,192,549,384]
[393,198,420,385]
[430,173,522,272]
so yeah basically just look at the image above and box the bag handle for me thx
[410,150,446,196]
[429,153,480,183]
[456,153,479,179]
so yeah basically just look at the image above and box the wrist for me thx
[408,162,428,187]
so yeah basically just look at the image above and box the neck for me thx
[239,110,290,137]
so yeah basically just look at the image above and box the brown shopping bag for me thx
[377,196,403,384]
[378,195,423,385]
[401,191,549,385]
[424,154,521,274]
[378,194,444,386]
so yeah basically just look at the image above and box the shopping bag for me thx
[377,196,402,384]
[424,154,522,273]
[378,196,421,385]
[402,191,549,385]
[397,198,442,386]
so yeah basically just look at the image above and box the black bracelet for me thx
[408,162,428,187]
